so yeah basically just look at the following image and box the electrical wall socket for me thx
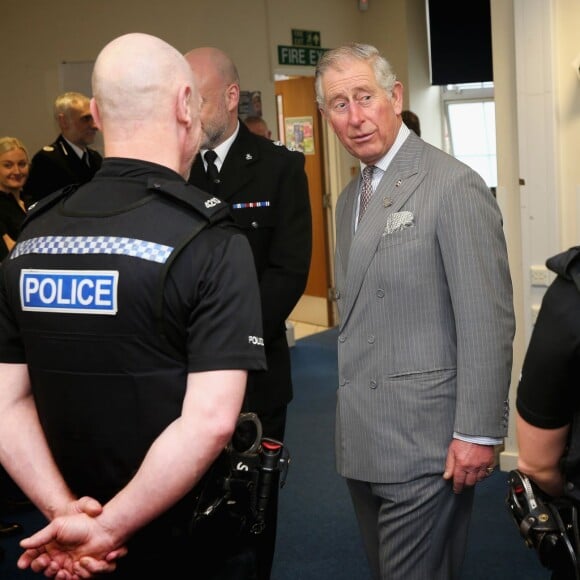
[530,265,551,287]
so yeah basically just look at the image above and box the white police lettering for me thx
[20,269,119,315]
[204,197,221,209]
[248,335,264,346]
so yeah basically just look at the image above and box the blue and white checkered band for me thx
[11,236,174,264]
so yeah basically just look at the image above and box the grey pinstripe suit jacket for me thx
[334,131,515,483]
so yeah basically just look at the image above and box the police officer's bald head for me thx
[90,33,202,177]
[93,33,196,124]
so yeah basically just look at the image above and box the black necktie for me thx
[81,151,90,168]
[204,150,220,193]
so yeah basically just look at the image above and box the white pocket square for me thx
[383,211,415,235]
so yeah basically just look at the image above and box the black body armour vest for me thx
[3,177,230,503]
[560,253,580,502]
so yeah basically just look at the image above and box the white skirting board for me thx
[286,320,296,348]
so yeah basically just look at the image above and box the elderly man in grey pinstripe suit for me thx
[315,43,515,580]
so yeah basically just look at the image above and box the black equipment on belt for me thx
[506,469,580,579]
[190,412,290,536]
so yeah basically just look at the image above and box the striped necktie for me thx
[358,165,375,223]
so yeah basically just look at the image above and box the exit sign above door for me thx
[292,29,321,47]
[278,46,327,67]
[278,29,328,67]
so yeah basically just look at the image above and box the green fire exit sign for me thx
[278,45,327,66]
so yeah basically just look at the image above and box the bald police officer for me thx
[0,33,266,580]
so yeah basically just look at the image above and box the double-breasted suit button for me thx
[367,335,375,344]
[369,380,378,389]
[335,290,341,300]
[251,221,259,229]
[339,378,349,387]
[338,334,347,343]
[377,289,385,298]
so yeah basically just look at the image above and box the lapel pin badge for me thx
[383,197,393,207]
[245,153,253,160]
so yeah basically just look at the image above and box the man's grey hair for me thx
[315,43,397,109]
[54,92,89,119]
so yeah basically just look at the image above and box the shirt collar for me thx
[63,137,86,159]
[354,122,411,230]
[359,122,411,175]
[200,121,240,171]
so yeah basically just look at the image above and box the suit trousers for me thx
[347,475,474,580]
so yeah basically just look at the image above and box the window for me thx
[442,83,497,189]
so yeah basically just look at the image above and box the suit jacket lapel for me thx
[56,135,93,181]
[339,134,426,326]
[335,179,358,280]
[190,154,211,192]
[189,123,259,199]
[217,123,259,201]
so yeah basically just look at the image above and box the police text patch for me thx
[20,269,119,315]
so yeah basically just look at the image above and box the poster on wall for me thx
[239,90,263,118]
[284,116,314,154]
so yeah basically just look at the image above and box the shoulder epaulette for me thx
[23,184,79,227]
[147,178,231,224]
[569,250,580,293]
[272,140,300,153]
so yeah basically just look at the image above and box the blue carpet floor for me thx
[0,327,549,579]
[271,327,548,580]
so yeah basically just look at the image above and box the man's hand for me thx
[443,439,495,494]
[17,498,127,579]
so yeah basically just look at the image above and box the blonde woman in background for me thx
[0,137,28,261]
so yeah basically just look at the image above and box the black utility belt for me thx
[190,412,290,536]
[506,469,580,579]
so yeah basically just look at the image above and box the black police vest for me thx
[5,178,230,502]
[560,253,580,502]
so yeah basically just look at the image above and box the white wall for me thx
[490,0,525,470]
[2,0,360,154]
[554,0,580,247]
[498,0,580,469]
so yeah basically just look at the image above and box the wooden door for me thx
[274,76,334,327]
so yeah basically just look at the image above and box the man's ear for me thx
[90,98,102,130]
[391,82,404,115]
[177,85,192,127]
[226,83,240,114]
[57,113,68,131]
